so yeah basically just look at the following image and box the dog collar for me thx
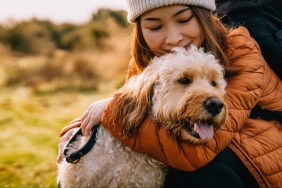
[63,125,99,164]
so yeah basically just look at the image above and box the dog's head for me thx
[115,46,227,145]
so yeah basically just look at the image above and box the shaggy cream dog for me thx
[57,46,227,188]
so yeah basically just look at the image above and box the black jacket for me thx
[216,0,274,14]
[216,0,282,80]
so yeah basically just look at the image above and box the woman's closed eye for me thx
[148,16,193,30]
[150,25,162,31]
[178,15,194,24]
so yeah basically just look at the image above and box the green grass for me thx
[0,87,114,187]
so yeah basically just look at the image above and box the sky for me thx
[0,0,127,24]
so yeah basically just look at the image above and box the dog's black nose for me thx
[204,97,224,115]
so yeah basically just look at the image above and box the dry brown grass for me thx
[0,29,131,93]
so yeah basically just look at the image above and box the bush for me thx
[109,10,129,28]
[3,50,100,92]
[0,8,131,92]
[4,20,56,55]
[0,8,130,54]
[91,9,128,28]
[56,23,78,50]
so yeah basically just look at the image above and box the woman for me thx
[59,0,282,187]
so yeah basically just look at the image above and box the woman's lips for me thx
[161,43,192,54]
[163,49,172,53]
[184,43,192,50]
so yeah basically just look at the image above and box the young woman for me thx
[58,0,282,187]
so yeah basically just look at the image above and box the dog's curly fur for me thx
[57,46,227,187]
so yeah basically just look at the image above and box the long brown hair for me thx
[131,6,237,77]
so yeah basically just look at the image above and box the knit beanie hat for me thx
[127,0,216,22]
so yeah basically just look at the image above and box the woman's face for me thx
[140,5,204,57]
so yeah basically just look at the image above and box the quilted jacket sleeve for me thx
[257,60,282,111]
[101,27,282,171]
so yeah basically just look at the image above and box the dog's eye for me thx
[211,81,217,87]
[178,77,192,85]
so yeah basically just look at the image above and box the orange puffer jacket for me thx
[101,27,282,187]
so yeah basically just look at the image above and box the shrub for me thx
[4,20,56,55]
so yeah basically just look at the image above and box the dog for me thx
[57,46,228,188]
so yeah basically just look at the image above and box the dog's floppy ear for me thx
[113,64,158,136]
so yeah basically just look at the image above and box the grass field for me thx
[0,87,114,187]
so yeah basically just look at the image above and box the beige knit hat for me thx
[127,0,216,22]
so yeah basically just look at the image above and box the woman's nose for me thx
[165,27,183,45]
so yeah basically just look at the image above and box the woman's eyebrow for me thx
[173,7,190,17]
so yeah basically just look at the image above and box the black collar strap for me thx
[64,125,99,164]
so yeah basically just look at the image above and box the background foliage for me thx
[0,8,131,186]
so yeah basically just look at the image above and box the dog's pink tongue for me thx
[194,122,214,140]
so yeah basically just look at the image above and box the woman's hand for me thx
[81,97,112,136]
[57,97,112,163]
